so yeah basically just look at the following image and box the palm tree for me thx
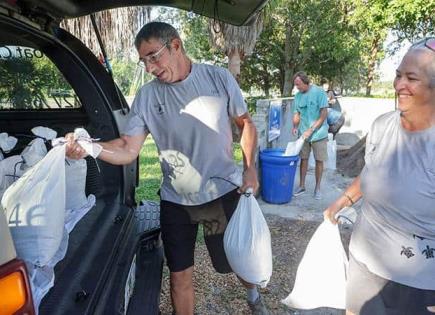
[208,13,264,82]
[61,7,151,59]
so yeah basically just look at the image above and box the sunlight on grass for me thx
[135,137,162,202]
[232,142,243,164]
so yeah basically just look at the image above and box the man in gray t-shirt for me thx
[66,22,268,315]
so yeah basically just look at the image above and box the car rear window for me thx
[0,45,82,110]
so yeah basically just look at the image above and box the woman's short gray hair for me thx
[408,37,435,88]
[134,21,184,52]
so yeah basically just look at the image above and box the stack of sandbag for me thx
[20,126,57,171]
[1,127,56,199]
[0,132,18,160]
[0,133,20,199]
[1,127,97,313]
[2,144,67,267]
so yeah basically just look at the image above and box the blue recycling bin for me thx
[260,148,299,204]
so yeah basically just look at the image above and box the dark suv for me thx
[0,1,267,314]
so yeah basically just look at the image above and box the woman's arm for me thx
[324,176,363,224]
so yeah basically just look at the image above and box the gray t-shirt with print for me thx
[123,63,247,205]
[350,111,435,289]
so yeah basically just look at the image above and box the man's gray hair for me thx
[408,37,435,88]
[293,71,310,85]
[134,21,184,52]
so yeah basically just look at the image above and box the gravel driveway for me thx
[159,215,352,315]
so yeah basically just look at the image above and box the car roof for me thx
[2,0,269,26]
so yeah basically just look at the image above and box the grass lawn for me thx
[135,137,162,202]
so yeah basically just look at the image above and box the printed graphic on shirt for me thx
[400,246,415,258]
[153,103,165,115]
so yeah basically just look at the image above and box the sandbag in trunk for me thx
[2,145,66,267]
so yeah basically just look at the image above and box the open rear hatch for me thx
[2,0,268,26]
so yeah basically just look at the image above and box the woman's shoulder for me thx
[372,111,399,127]
[369,111,399,137]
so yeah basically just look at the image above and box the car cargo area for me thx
[0,9,163,315]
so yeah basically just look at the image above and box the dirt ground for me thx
[159,215,352,315]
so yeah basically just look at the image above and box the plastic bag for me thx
[224,193,272,288]
[74,128,102,158]
[326,133,336,170]
[0,155,25,199]
[0,132,18,152]
[284,137,305,157]
[282,220,348,310]
[21,138,47,168]
[31,126,57,140]
[3,145,66,267]
[65,158,88,210]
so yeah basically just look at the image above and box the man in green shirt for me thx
[291,71,328,200]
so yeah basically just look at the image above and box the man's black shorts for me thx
[160,189,240,273]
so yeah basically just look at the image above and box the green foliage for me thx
[180,12,226,64]
[390,0,435,46]
[79,4,432,100]
[232,143,243,164]
[240,25,282,97]
[0,53,73,109]
[153,7,226,65]
[245,96,263,114]
[111,58,153,96]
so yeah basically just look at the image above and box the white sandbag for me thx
[0,132,18,152]
[3,145,66,267]
[0,155,25,199]
[21,138,47,168]
[284,137,305,157]
[65,158,88,210]
[31,126,57,140]
[326,133,336,170]
[282,220,348,310]
[224,193,272,288]
[65,194,95,233]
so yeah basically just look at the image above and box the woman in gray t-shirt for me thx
[324,38,435,314]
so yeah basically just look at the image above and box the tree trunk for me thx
[365,36,380,97]
[282,25,293,97]
[262,63,270,97]
[227,48,244,142]
[228,49,242,83]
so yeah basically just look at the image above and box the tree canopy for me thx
[60,2,434,98]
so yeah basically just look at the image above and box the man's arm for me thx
[292,111,300,136]
[66,133,148,165]
[302,107,327,139]
[233,112,259,194]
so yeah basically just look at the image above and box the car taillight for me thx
[0,259,35,315]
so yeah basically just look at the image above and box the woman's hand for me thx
[323,199,345,224]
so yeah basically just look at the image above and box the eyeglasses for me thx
[424,37,435,52]
[137,42,168,68]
